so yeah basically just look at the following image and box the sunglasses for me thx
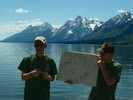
[35,44,44,48]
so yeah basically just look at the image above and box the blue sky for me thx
[0,0,133,40]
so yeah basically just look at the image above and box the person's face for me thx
[34,41,46,54]
[100,52,113,63]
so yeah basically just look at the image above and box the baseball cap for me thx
[34,36,46,44]
[97,43,115,54]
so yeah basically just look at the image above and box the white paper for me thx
[57,50,99,86]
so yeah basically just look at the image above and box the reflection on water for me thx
[0,43,133,100]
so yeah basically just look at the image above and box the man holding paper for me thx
[65,43,122,100]
[88,43,122,100]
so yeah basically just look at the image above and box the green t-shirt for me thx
[18,54,57,100]
[88,60,122,100]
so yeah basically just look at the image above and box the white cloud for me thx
[15,8,30,14]
[18,19,43,26]
[89,18,100,21]
[117,9,127,13]
[68,18,74,21]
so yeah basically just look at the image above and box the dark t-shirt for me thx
[18,54,57,100]
[88,60,122,100]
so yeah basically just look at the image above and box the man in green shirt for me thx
[18,36,57,100]
[88,43,122,100]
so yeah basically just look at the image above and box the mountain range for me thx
[2,12,133,44]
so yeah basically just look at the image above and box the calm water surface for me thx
[0,43,133,100]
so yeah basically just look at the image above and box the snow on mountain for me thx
[3,12,132,44]
[23,22,53,34]
[67,30,73,35]
[3,22,54,42]
[81,12,133,44]
[84,12,133,36]
[50,16,103,42]
[2,16,104,42]
[89,18,103,30]
[41,22,54,31]
[104,12,133,28]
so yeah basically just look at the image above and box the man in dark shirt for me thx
[18,36,57,100]
[88,43,122,100]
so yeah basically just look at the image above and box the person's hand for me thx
[97,59,104,70]
[65,80,73,84]
[43,72,51,81]
[98,56,102,60]
[32,68,42,77]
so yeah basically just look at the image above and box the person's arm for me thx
[43,72,55,82]
[21,69,41,81]
[97,60,116,86]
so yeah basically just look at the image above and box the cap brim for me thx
[96,48,103,52]
[35,39,46,44]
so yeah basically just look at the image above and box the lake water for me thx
[0,43,133,100]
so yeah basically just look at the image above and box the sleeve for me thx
[49,59,57,76]
[18,57,30,73]
[114,64,122,82]
[109,63,122,82]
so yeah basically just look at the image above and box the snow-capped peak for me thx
[74,16,90,28]
[41,22,53,29]
[108,12,132,25]
[89,18,103,28]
